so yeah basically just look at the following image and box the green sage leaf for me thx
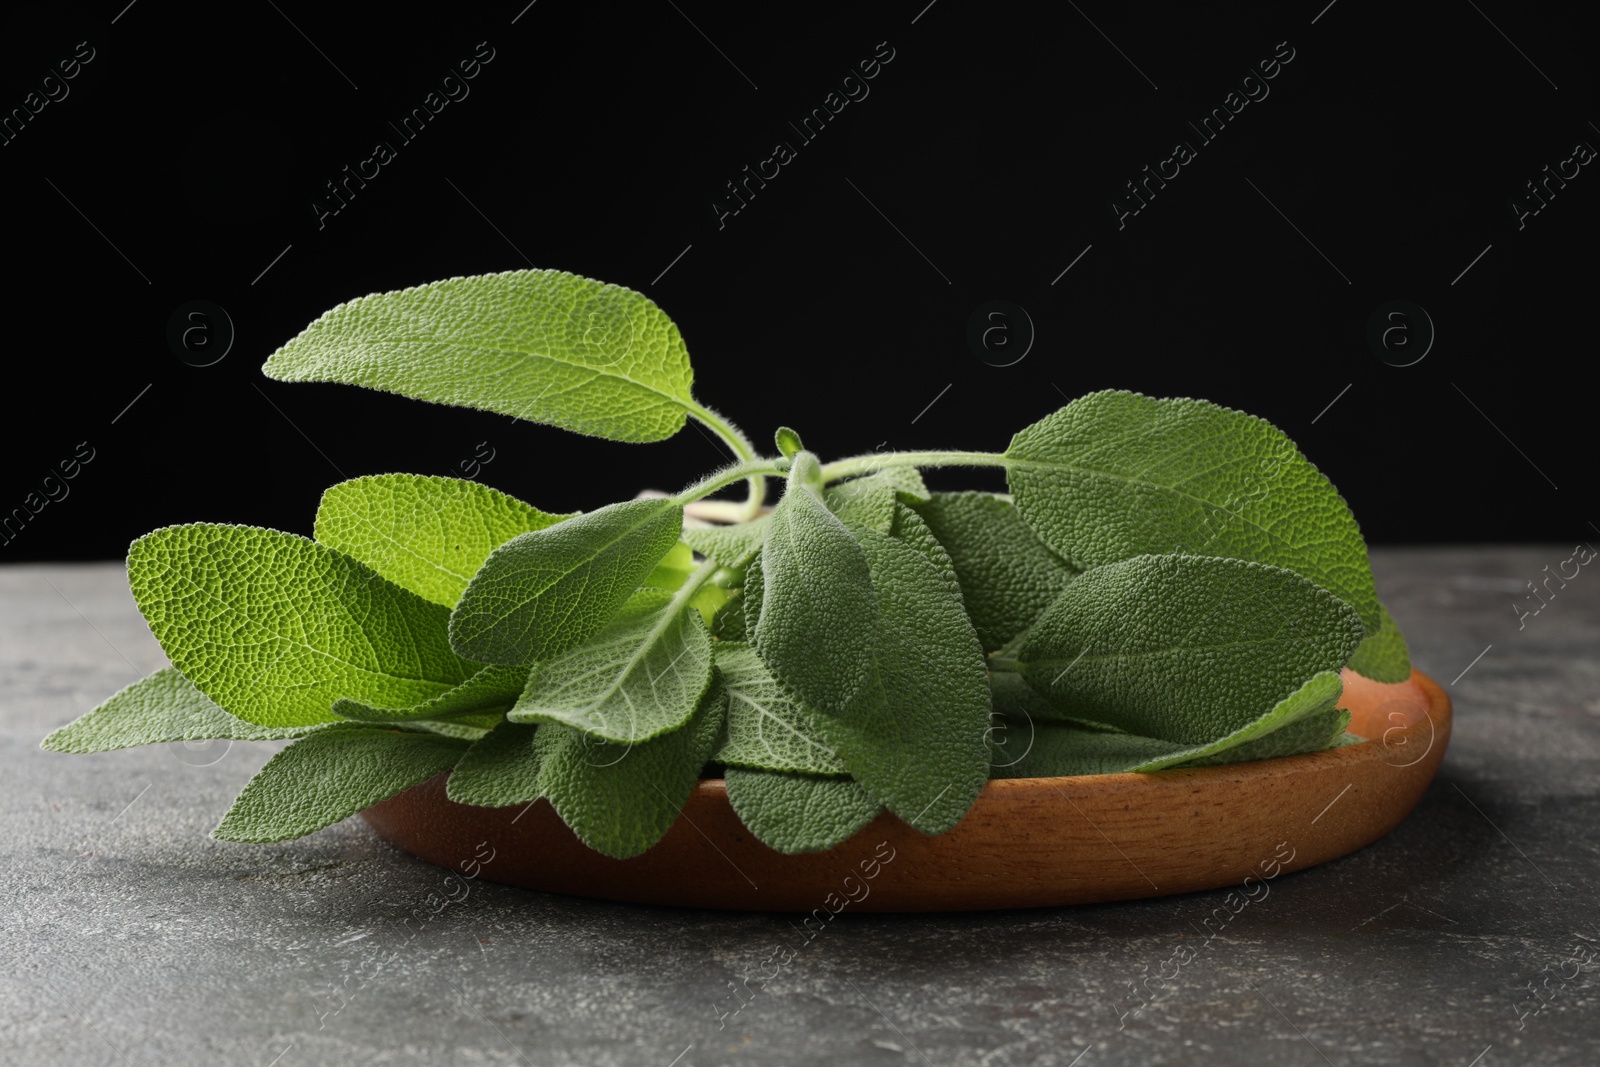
[1005,391,1380,631]
[264,269,699,444]
[754,454,877,716]
[314,474,571,608]
[449,498,683,666]
[212,726,467,842]
[508,589,714,744]
[42,668,316,752]
[823,468,931,532]
[445,720,542,807]
[681,516,768,570]
[332,664,528,722]
[814,528,991,834]
[911,491,1078,652]
[725,769,881,854]
[1346,602,1412,683]
[128,524,475,728]
[712,642,845,775]
[536,676,726,859]
[1014,554,1364,745]
[990,672,1350,777]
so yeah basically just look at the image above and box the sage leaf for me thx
[824,468,931,532]
[754,453,877,715]
[644,540,694,591]
[332,663,528,722]
[712,642,846,775]
[910,492,1076,651]
[449,498,684,666]
[1014,555,1364,745]
[990,672,1350,777]
[314,474,571,608]
[725,769,881,854]
[508,589,714,744]
[42,668,316,752]
[128,524,475,728]
[536,675,726,858]
[1346,602,1412,683]
[815,528,991,834]
[1005,391,1380,631]
[263,269,699,443]
[681,516,768,570]
[212,726,467,843]
[445,720,541,807]
[887,502,962,604]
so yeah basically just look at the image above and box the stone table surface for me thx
[2,548,1597,1067]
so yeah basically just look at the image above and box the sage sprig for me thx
[43,268,1410,860]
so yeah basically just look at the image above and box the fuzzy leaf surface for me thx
[314,474,571,608]
[823,468,931,532]
[1014,555,1363,745]
[212,726,467,842]
[725,769,881,854]
[508,590,713,743]
[1347,602,1412,683]
[812,528,991,834]
[42,669,316,752]
[1005,391,1379,631]
[712,643,845,775]
[536,676,726,858]
[911,492,1078,651]
[990,672,1349,777]
[128,524,474,727]
[681,517,768,570]
[753,455,877,715]
[263,269,698,443]
[332,664,528,722]
[449,498,683,666]
[445,720,542,807]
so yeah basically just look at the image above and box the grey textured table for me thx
[3,548,1597,1067]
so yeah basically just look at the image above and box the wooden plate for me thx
[361,669,1450,912]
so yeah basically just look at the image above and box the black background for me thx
[1,1,1593,562]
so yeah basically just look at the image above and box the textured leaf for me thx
[536,677,726,858]
[681,516,768,570]
[911,491,1078,652]
[1014,555,1364,745]
[332,664,527,722]
[814,528,991,834]
[741,552,765,638]
[445,720,541,807]
[1347,602,1412,683]
[212,726,467,842]
[314,474,571,608]
[644,541,694,590]
[508,590,714,743]
[887,502,962,603]
[1005,391,1379,631]
[987,669,1080,724]
[449,498,683,666]
[725,769,881,854]
[754,454,877,715]
[712,642,845,775]
[263,269,698,444]
[990,672,1350,777]
[42,668,315,752]
[824,468,931,532]
[128,524,475,728]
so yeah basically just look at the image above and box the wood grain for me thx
[361,669,1451,912]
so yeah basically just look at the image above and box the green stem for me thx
[674,459,789,507]
[684,401,767,519]
[819,449,1012,484]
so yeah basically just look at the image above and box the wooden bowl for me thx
[362,670,1450,912]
